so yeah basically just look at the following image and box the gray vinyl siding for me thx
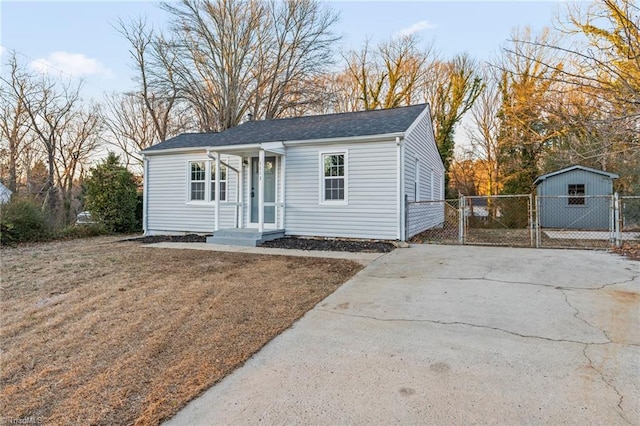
[536,169,615,229]
[284,141,399,240]
[146,153,239,234]
[403,107,446,238]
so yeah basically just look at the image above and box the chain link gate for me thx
[408,193,637,249]
[620,196,640,244]
[460,195,533,247]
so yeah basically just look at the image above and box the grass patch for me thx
[1,236,362,425]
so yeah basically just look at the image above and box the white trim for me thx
[142,155,149,235]
[280,155,286,229]
[534,165,619,185]
[404,104,431,138]
[142,133,404,156]
[318,149,349,206]
[214,153,220,231]
[396,137,402,240]
[399,139,405,241]
[258,150,265,232]
[186,160,208,204]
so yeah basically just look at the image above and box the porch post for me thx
[280,155,285,230]
[214,152,221,231]
[258,149,265,232]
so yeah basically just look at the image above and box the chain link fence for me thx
[621,196,640,242]
[408,200,460,244]
[409,193,638,249]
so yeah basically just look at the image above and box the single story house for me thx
[141,104,445,245]
[534,165,618,229]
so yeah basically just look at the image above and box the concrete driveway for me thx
[166,245,639,425]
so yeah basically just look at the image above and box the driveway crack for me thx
[435,274,638,291]
[318,309,608,346]
[582,344,631,425]
[559,289,613,343]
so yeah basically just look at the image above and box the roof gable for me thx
[143,104,428,153]
[534,165,619,185]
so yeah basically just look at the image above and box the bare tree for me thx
[0,53,35,192]
[343,34,431,111]
[55,104,102,222]
[424,53,484,192]
[466,67,502,196]
[151,0,339,131]
[116,18,185,143]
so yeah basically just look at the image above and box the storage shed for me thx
[534,165,618,230]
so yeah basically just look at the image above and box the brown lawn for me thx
[0,236,362,425]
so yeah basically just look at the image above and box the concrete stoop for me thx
[207,228,285,247]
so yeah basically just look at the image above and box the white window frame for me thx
[211,162,228,202]
[319,150,348,205]
[187,159,229,204]
[188,161,207,203]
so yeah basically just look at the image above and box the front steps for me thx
[206,228,285,247]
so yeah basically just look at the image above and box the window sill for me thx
[319,200,349,206]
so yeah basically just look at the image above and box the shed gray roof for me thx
[534,165,619,185]
[142,104,428,152]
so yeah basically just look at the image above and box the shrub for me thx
[56,223,109,240]
[84,153,139,233]
[0,197,51,245]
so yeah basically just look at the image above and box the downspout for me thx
[396,136,405,241]
[142,154,149,235]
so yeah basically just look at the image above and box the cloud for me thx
[395,20,437,38]
[0,46,5,56]
[29,51,113,78]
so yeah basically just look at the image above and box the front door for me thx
[250,156,276,225]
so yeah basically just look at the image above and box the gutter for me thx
[396,136,405,241]
[141,132,406,156]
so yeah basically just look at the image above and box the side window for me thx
[322,153,346,202]
[211,163,227,201]
[189,161,206,201]
[568,184,585,205]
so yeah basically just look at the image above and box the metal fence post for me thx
[528,194,534,247]
[535,195,541,248]
[458,195,465,244]
[613,192,621,247]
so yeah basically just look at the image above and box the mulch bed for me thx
[259,236,395,253]
[126,234,209,244]
[127,234,395,253]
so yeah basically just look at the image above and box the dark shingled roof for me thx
[143,104,428,152]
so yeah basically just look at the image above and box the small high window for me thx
[568,184,585,205]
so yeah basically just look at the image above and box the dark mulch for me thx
[127,233,395,253]
[126,234,209,244]
[259,236,395,253]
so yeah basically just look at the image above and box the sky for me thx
[1,0,572,101]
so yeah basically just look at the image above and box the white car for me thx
[75,211,95,225]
